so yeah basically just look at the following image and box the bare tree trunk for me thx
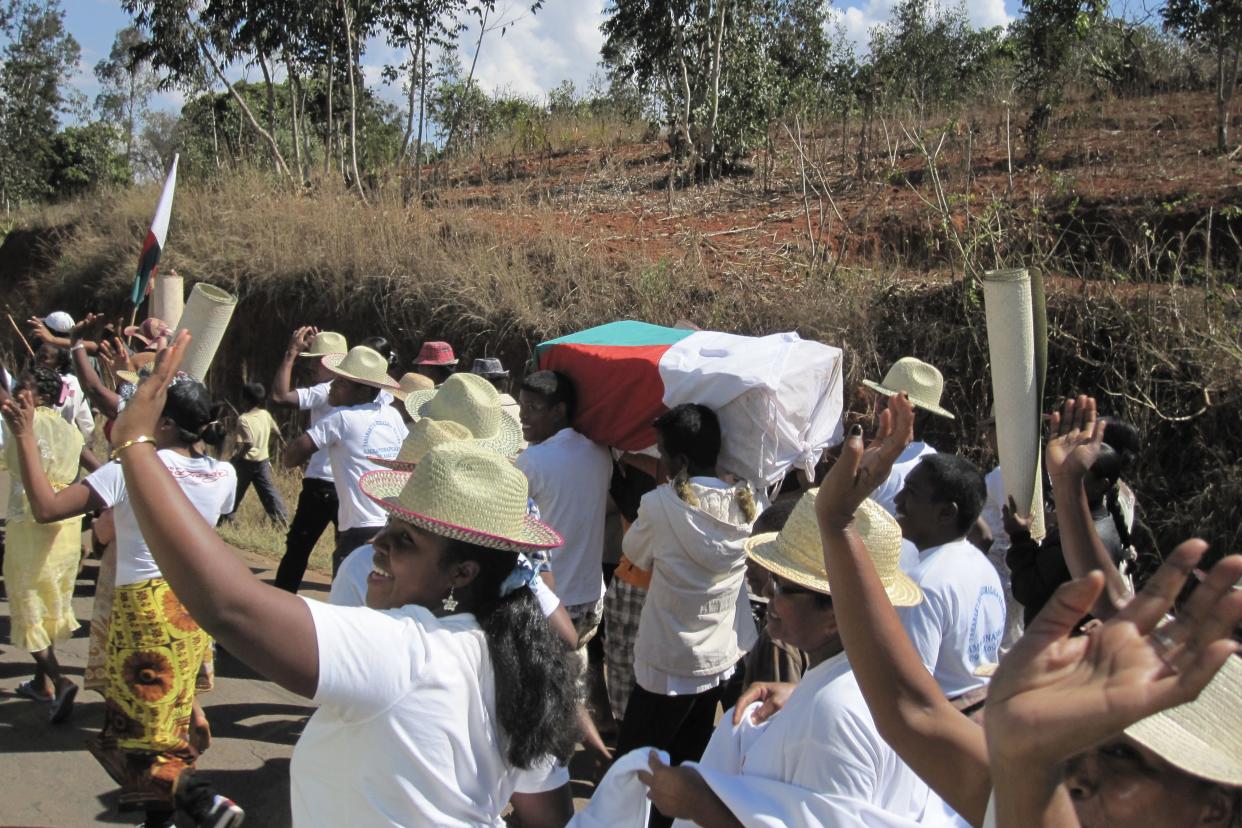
[340,0,367,202]
[1217,38,1239,153]
[287,57,304,182]
[190,18,293,182]
[668,6,696,179]
[415,30,428,196]
[703,0,727,178]
[444,7,490,158]
[324,39,335,178]
[400,39,420,159]
[258,53,279,173]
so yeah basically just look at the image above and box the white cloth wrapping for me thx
[567,747,667,828]
[657,331,844,487]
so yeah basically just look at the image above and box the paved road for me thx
[0,548,602,827]
[0,550,323,828]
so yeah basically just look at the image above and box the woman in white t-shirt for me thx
[5,372,241,828]
[105,334,583,828]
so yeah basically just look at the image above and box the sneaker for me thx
[197,795,245,828]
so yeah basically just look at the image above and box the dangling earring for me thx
[441,587,458,613]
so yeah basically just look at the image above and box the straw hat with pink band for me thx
[359,442,562,553]
[404,373,523,458]
[745,490,923,607]
[322,345,399,390]
[368,418,477,471]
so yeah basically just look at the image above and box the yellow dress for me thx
[1,407,85,652]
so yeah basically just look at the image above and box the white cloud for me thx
[831,0,1013,52]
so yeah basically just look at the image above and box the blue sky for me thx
[64,0,1025,117]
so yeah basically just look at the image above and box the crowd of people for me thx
[0,308,1239,828]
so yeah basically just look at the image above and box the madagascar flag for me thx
[130,154,179,306]
[534,321,844,486]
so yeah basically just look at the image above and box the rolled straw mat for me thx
[983,267,1047,540]
[151,273,184,330]
[173,283,237,382]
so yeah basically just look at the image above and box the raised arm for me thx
[1,392,103,522]
[814,395,992,826]
[69,318,121,418]
[111,333,319,698]
[270,326,317,407]
[1044,395,1131,619]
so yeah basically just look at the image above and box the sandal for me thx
[49,681,78,724]
[14,679,53,703]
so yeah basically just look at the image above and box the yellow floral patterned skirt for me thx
[88,578,213,809]
[2,518,81,652]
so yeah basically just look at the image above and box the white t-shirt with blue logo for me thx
[898,537,1006,698]
[306,398,407,531]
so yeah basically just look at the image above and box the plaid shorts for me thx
[603,579,649,721]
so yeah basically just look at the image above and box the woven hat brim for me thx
[405,391,524,459]
[298,348,335,358]
[862,380,955,419]
[366,456,418,471]
[744,533,924,608]
[322,353,400,390]
[359,469,562,552]
[416,357,459,366]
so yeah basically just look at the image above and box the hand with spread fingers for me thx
[1045,394,1106,483]
[66,312,106,344]
[288,325,318,356]
[97,337,135,376]
[111,330,192,448]
[985,540,1242,767]
[816,391,915,530]
[1,388,37,437]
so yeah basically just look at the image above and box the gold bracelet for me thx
[110,435,156,461]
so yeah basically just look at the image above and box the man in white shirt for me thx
[894,453,1005,709]
[270,327,348,592]
[862,357,955,517]
[515,370,612,654]
[283,345,406,576]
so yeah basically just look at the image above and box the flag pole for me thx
[6,313,35,359]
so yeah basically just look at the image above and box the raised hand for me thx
[1045,395,1106,482]
[1,388,37,437]
[1001,495,1034,537]
[816,391,915,529]
[984,540,1242,766]
[97,337,135,375]
[111,330,192,447]
[25,316,53,345]
[67,312,107,344]
[288,325,318,356]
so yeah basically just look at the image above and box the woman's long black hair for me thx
[163,377,215,447]
[441,540,581,769]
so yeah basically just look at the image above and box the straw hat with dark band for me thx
[1124,653,1242,787]
[368,418,476,471]
[404,373,523,458]
[300,331,347,358]
[359,442,562,552]
[322,346,400,391]
[863,357,955,420]
[745,491,923,607]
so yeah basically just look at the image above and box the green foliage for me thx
[1010,0,1107,160]
[1162,0,1242,150]
[47,123,131,200]
[0,0,80,207]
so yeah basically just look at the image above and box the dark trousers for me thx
[275,478,339,593]
[227,458,287,525]
[332,526,380,577]
[616,682,728,828]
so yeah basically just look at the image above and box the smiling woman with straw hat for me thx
[635,491,935,828]
[106,333,582,827]
[753,392,1242,828]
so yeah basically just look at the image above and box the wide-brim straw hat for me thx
[300,331,347,358]
[323,346,399,391]
[1124,654,1242,787]
[863,357,955,420]
[393,371,436,402]
[404,373,523,458]
[123,317,173,348]
[368,418,476,471]
[359,442,562,552]
[745,492,923,607]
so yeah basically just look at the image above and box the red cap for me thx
[414,341,458,366]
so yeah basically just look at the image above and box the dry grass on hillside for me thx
[216,465,335,575]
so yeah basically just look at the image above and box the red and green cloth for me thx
[534,321,844,486]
